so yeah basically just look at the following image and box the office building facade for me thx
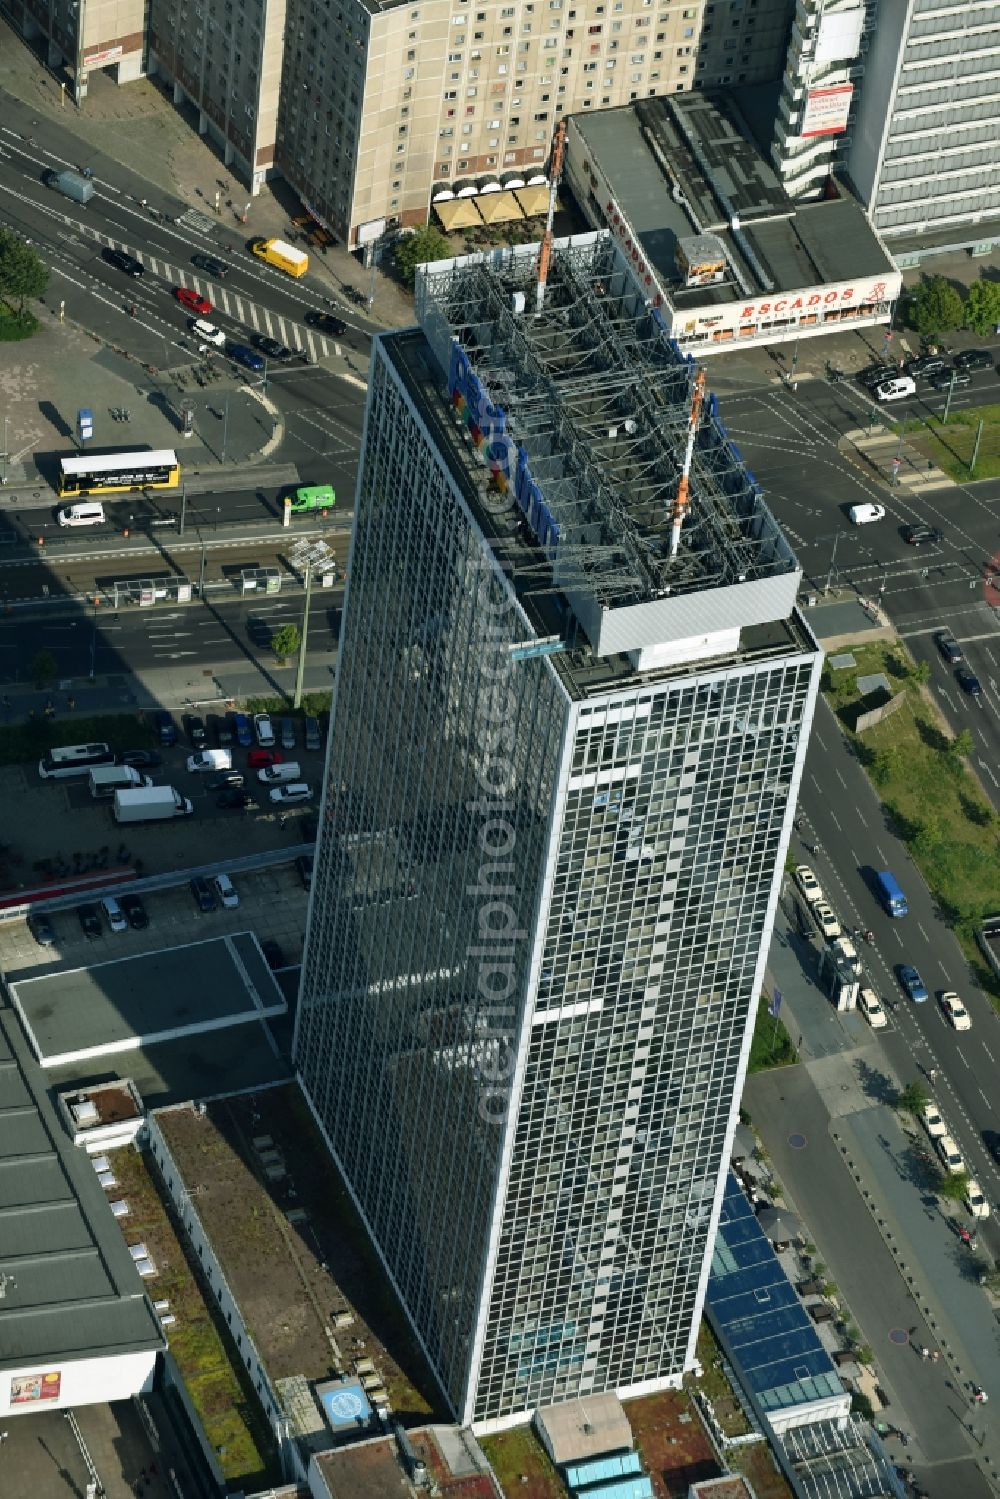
[770,0,1000,262]
[275,0,794,247]
[294,234,822,1425]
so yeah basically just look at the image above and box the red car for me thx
[247,748,283,769]
[174,287,213,315]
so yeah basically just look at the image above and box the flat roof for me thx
[568,95,895,305]
[536,1391,634,1465]
[0,1004,165,1371]
[706,1174,844,1415]
[10,934,287,1067]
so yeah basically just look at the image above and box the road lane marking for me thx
[233,296,247,321]
[917,921,930,941]
[834,767,847,788]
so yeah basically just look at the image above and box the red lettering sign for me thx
[773,299,787,313]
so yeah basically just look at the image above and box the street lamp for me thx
[288,539,336,709]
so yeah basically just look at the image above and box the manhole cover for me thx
[888,1328,909,1345]
[788,1132,807,1149]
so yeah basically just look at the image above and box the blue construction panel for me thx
[565,1451,642,1488]
[706,1174,844,1413]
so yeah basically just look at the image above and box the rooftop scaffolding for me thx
[413,232,801,659]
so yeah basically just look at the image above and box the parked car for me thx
[247,748,283,769]
[304,716,322,751]
[934,629,963,664]
[305,309,347,335]
[101,896,128,933]
[953,349,993,371]
[928,368,971,391]
[232,712,253,747]
[901,524,942,546]
[191,252,229,278]
[26,911,56,946]
[119,749,162,768]
[254,713,275,747]
[210,713,234,747]
[213,873,240,909]
[812,901,841,939]
[922,1101,946,1138]
[794,865,824,904]
[935,1133,966,1176]
[251,334,292,359]
[217,788,255,810]
[858,987,887,1030]
[77,904,102,939]
[956,666,982,700]
[120,894,149,930]
[269,783,313,804]
[939,990,971,1031]
[187,749,232,773]
[103,246,145,278]
[154,710,177,747]
[897,963,928,1002]
[905,354,946,378]
[295,854,313,890]
[279,718,297,750]
[174,286,212,315]
[964,1179,990,1219]
[859,364,898,389]
[261,939,285,969]
[185,714,207,749]
[190,876,218,913]
[207,771,245,790]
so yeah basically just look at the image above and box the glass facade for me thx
[295,335,821,1426]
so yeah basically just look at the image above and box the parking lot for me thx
[1,857,311,978]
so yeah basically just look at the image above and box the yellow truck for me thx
[250,237,309,278]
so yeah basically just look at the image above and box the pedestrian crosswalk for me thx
[91,228,342,364]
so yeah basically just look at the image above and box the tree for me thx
[963,280,1000,337]
[895,1080,928,1117]
[270,623,301,663]
[0,228,48,317]
[30,649,57,689]
[908,276,964,340]
[935,1170,969,1203]
[911,659,931,687]
[947,728,974,765]
[394,225,453,291]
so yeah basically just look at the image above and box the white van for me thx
[849,503,886,526]
[257,761,301,784]
[57,502,106,527]
[874,376,916,402]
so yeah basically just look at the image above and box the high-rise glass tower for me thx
[294,235,822,1428]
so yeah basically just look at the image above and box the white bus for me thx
[38,742,115,779]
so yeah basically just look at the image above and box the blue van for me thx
[875,869,908,917]
[228,343,265,373]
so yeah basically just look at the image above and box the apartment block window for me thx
[444,88,457,98]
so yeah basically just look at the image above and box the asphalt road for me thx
[0,590,341,684]
[720,371,1000,797]
[0,119,376,369]
[796,697,1000,1254]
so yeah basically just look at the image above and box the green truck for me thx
[290,485,335,514]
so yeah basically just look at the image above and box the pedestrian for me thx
[278,815,286,829]
[67,695,75,711]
